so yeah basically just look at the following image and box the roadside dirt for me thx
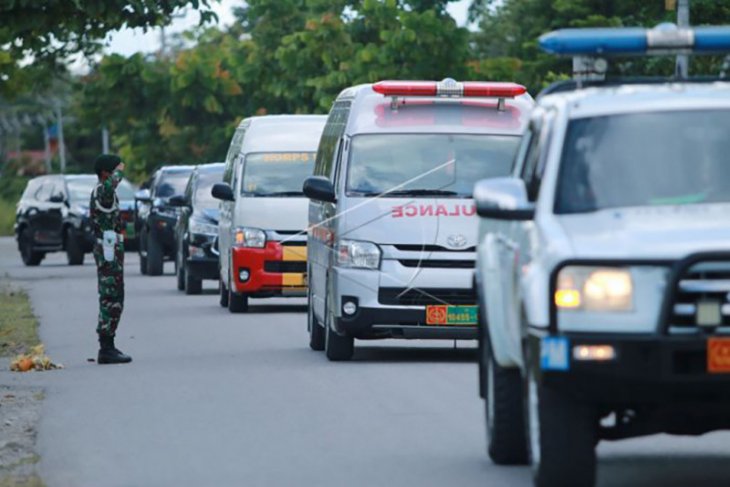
[0,382,44,486]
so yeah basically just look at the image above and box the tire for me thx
[146,231,164,276]
[526,353,597,487]
[185,269,202,295]
[219,279,229,308]
[19,228,43,266]
[139,228,148,275]
[176,249,185,291]
[308,287,325,351]
[324,299,353,361]
[65,228,85,266]
[483,331,528,465]
[228,274,248,313]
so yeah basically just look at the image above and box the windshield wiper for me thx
[384,189,460,197]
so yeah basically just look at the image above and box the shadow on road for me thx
[598,453,730,487]
[353,345,477,363]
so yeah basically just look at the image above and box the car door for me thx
[484,112,551,367]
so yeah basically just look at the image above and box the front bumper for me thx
[186,234,219,280]
[529,332,730,404]
[231,242,307,297]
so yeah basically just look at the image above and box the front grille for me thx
[281,241,307,247]
[392,244,476,253]
[398,259,474,269]
[264,261,306,273]
[668,261,730,331]
[378,287,476,306]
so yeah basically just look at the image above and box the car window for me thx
[35,180,53,201]
[195,168,224,207]
[346,134,520,197]
[22,179,42,200]
[315,101,350,181]
[555,109,730,214]
[224,126,246,184]
[155,171,191,198]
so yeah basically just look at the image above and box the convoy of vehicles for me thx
[474,24,730,487]
[14,21,730,487]
[14,174,136,266]
[135,165,194,276]
[171,163,224,295]
[302,79,533,361]
[212,115,327,313]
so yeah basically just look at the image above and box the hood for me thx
[234,197,309,231]
[559,204,730,260]
[339,197,477,248]
[197,207,220,224]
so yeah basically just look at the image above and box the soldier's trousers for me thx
[94,242,125,338]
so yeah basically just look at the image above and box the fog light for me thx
[238,268,250,282]
[573,345,616,362]
[342,301,357,316]
[188,245,205,258]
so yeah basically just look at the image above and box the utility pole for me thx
[55,100,66,173]
[102,127,110,153]
[675,0,690,78]
[43,123,51,173]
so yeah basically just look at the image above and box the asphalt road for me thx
[1,236,729,487]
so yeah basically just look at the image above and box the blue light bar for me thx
[539,24,730,56]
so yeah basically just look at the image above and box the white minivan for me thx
[303,79,533,360]
[212,115,326,312]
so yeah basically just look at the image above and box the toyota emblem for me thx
[447,234,467,248]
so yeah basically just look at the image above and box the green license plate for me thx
[125,222,136,238]
[426,305,478,325]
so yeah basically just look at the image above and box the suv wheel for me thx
[19,228,44,266]
[65,227,84,266]
[483,331,528,465]
[525,355,597,487]
[219,279,229,307]
[228,288,248,313]
[146,231,164,276]
[176,249,185,291]
[308,286,325,351]
[324,301,353,361]
[185,269,202,295]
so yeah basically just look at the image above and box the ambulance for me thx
[303,78,533,360]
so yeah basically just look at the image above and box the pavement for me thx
[0,236,729,487]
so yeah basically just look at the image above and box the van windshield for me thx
[555,110,730,214]
[346,134,519,197]
[241,152,315,197]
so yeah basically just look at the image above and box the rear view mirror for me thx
[168,195,188,207]
[303,176,336,203]
[134,189,151,202]
[211,183,234,202]
[474,177,534,221]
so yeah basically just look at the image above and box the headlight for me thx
[233,227,266,248]
[189,219,217,236]
[336,239,381,269]
[555,266,633,312]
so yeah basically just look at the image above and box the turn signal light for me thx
[573,345,616,362]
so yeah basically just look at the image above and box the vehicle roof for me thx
[238,115,327,153]
[540,81,730,118]
[337,84,533,136]
[194,162,225,173]
[158,165,195,174]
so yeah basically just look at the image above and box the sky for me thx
[103,0,472,56]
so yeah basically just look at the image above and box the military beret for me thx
[94,154,122,176]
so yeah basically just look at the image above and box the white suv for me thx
[474,25,730,487]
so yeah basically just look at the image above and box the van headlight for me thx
[233,227,266,248]
[555,266,633,312]
[336,239,381,269]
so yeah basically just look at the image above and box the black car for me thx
[170,163,224,294]
[15,174,136,266]
[135,165,194,276]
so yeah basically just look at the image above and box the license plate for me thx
[426,305,478,325]
[708,337,730,373]
[697,301,722,327]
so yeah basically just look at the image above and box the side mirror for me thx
[211,182,234,202]
[134,189,151,202]
[474,177,535,221]
[168,195,188,207]
[303,176,336,203]
[49,193,66,204]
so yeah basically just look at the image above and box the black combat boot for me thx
[98,335,132,364]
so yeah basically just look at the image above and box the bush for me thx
[0,199,17,237]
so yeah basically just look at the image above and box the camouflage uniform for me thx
[90,169,125,338]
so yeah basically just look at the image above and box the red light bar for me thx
[372,79,527,98]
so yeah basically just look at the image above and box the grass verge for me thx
[0,199,15,237]
[0,284,40,357]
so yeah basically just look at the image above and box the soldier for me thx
[91,154,132,364]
